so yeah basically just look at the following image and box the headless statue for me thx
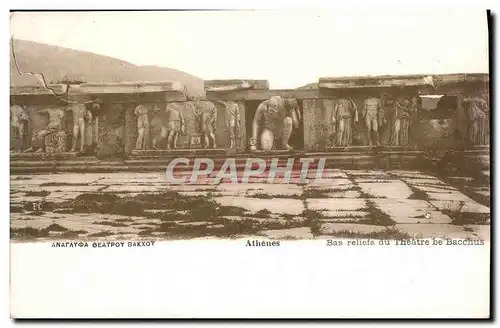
[362,97,386,146]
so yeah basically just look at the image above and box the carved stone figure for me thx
[192,101,218,149]
[250,96,299,151]
[224,101,241,149]
[463,95,489,146]
[362,96,386,146]
[10,105,29,152]
[27,107,67,154]
[69,104,92,152]
[134,104,151,150]
[331,97,358,147]
[388,97,413,146]
[165,102,186,150]
[409,96,420,146]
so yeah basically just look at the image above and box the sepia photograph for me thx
[8,8,492,319]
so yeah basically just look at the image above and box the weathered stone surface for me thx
[413,185,458,193]
[319,223,386,235]
[260,227,313,239]
[387,171,439,179]
[214,196,304,215]
[425,191,475,202]
[305,178,354,190]
[307,199,367,212]
[323,190,362,198]
[345,170,390,177]
[393,223,474,239]
[102,185,171,193]
[402,178,448,186]
[357,180,413,199]
[318,75,434,89]
[74,81,185,95]
[371,198,452,224]
[303,99,329,151]
[317,210,369,219]
[204,80,269,92]
[98,103,125,157]
[429,200,490,214]
[246,184,302,197]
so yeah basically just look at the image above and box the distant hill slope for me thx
[10,39,205,96]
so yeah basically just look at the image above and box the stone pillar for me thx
[235,100,246,150]
[124,104,135,155]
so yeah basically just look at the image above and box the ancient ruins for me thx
[10,74,490,174]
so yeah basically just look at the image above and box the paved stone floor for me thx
[10,169,490,241]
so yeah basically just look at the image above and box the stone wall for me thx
[98,103,126,157]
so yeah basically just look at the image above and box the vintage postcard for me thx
[9,9,491,319]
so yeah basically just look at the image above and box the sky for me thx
[9,10,490,89]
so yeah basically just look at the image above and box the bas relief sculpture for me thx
[362,96,386,146]
[326,94,419,148]
[133,103,162,150]
[250,96,301,151]
[223,101,241,149]
[388,96,418,147]
[331,97,358,147]
[463,95,489,146]
[192,100,218,149]
[69,103,93,152]
[164,102,187,150]
[28,107,67,154]
[10,105,29,152]
[12,99,102,155]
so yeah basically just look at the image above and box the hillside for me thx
[10,39,205,96]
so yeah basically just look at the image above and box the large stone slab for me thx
[319,223,387,235]
[307,199,367,212]
[371,199,452,224]
[260,227,313,239]
[401,178,448,186]
[344,170,391,178]
[204,79,269,92]
[356,180,413,199]
[322,190,362,199]
[393,224,475,239]
[11,174,104,186]
[387,171,439,179]
[18,185,104,193]
[425,191,475,202]
[305,178,354,191]
[101,185,172,193]
[430,200,490,214]
[412,185,459,193]
[245,184,303,197]
[214,196,304,215]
